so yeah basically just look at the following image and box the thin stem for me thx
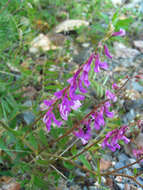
[50,164,68,180]
[103,156,143,176]
[0,120,37,154]
[70,136,104,160]
[52,99,108,145]
[110,173,143,188]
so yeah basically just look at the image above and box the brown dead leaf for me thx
[8,183,20,190]
[22,86,37,99]
[0,176,12,184]
[100,158,112,171]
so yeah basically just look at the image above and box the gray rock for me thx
[73,48,92,64]
[125,168,133,176]
[137,177,143,186]
[132,81,143,92]
[113,42,140,59]
[89,186,97,190]
[118,153,130,164]
[74,168,86,177]
[129,158,140,169]
[124,99,143,111]
[83,186,88,190]
[23,111,35,125]
[23,100,32,107]
[115,162,125,173]
[122,109,136,124]
[116,183,124,190]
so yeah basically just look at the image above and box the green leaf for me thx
[115,17,133,30]
[28,133,38,150]
[79,155,91,170]
[33,176,50,188]
[63,161,74,170]
[71,144,78,156]
[36,159,50,166]
[38,129,48,145]
[97,158,101,184]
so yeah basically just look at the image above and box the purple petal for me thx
[112,28,126,37]
[94,54,100,73]
[69,86,85,101]
[54,88,66,99]
[71,100,82,110]
[121,136,130,144]
[99,61,108,70]
[46,117,52,132]
[105,109,114,118]
[104,45,112,59]
[83,53,94,72]
[112,83,119,90]
[106,90,117,102]
[78,79,88,93]
[52,113,63,127]
[80,71,90,87]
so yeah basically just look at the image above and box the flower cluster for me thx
[102,125,130,152]
[133,148,143,159]
[74,119,92,145]
[42,28,126,147]
[73,91,116,144]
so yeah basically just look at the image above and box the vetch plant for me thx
[40,23,143,188]
[42,25,126,146]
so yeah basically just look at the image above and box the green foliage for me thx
[0,0,139,189]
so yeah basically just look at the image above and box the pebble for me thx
[118,153,130,164]
[137,177,143,186]
[114,162,125,173]
[116,183,125,190]
[129,158,140,169]
[89,186,97,190]
[83,186,88,190]
[23,111,35,125]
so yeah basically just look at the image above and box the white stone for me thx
[54,19,89,33]
[113,42,140,58]
[111,0,124,6]
[29,33,57,53]
[133,40,143,53]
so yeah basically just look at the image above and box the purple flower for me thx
[102,125,130,152]
[78,53,95,89]
[71,100,82,110]
[40,99,56,111]
[54,88,66,99]
[94,54,100,73]
[103,101,114,118]
[104,45,112,59]
[68,69,85,100]
[69,85,85,101]
[80,71,90,88]
[92,108,105,130]
[84,53,95,72]
[106,90,117,102]
[43,108,63,132]
[99,61,108,70]
[73,119,92,144]
[78,79,88,93]
[59,94,82,120]
[112,28,126,37]
[94,54,108,73]
[133,148,143,161]
[112,83,119,90]
[67,69,80,86]
[59,97,71,121]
